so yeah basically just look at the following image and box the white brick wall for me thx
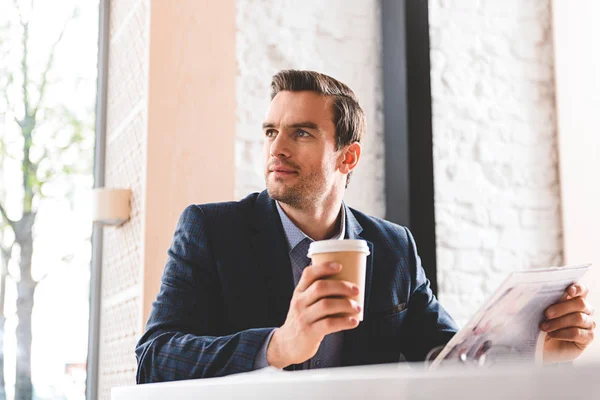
[235,0,385,218]
[99,0,149,398]
[429,0,563,326]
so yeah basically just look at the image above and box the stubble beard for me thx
[266,172,321,209]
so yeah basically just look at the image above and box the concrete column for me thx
[552,0,600,361]
[143,0,236,325]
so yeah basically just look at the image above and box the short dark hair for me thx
[270,70,366,187]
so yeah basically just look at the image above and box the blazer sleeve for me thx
[401,227,459,361]
[135,205,274,383]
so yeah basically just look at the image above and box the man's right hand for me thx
[266,262,361,369]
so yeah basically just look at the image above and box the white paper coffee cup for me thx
[307,239,370,321]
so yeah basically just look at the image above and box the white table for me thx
[112,362,600,399]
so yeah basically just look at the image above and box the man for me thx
[135,70,595,383]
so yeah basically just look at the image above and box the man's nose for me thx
[269,133,290,158]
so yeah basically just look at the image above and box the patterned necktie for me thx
[290,237,312,286]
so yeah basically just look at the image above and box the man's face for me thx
[263,90,343,208]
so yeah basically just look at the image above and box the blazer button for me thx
[315,360,321,368]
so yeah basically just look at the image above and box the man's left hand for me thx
[541,283,595,363]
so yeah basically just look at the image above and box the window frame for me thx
[87,1,109,399]
[382,0,438,294]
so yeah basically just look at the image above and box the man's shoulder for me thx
[179,192,261,225]
[348,207,412,248]
[195,192,260,213]
[348,207,407,235]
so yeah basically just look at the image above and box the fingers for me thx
[302,279,359,308]
[546,327,595,346]
[540,312,595,333]
[568,283,589,299]
[305,297,361,325]
[295,262,342,293]
[542,289,596,349]
[312,315,359,337]
[545,296,594,320]
[557,283,589,303]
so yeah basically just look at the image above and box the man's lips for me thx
[269,166,299,178]
[268,163,299,174]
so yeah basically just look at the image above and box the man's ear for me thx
[339,142,361,174]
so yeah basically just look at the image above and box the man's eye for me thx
[265,129,277,137]
[296,130,310,138]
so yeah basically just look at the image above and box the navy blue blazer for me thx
[135,191,458,383]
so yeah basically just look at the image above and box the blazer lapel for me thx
[342,205,374,366]
[250,191,295,327]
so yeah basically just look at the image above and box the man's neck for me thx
[278,198,343,241]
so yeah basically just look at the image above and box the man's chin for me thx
[266,184,287,201]
[266,183,297,203]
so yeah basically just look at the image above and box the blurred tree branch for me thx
[32,12,74,120]
[1,1,86,398]
[0,205,14,231]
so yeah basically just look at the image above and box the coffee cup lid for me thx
[307,239,370,257]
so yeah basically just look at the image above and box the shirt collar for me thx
[275,201,346,252]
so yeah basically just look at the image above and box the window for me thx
[0,1,99,398]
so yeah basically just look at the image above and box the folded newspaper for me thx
[430,263,591,368]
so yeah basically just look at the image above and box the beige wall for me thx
[99,0,236,398]
[143,0,236,325]
[552,0,600,361]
